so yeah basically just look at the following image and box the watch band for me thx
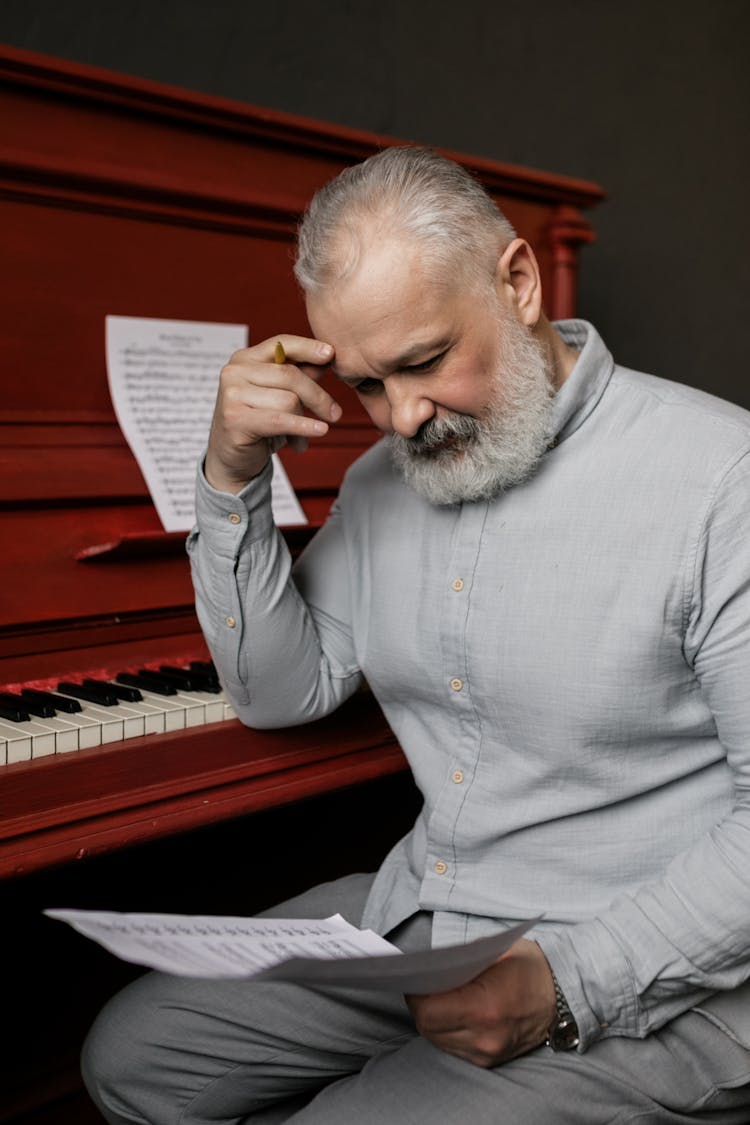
[546,968,580,1051]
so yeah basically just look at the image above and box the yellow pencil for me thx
[274,340,286,364]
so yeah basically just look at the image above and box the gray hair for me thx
[294,146,517,295]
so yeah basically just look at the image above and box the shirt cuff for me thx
[192,457,275,558]
[535,920,638,1050]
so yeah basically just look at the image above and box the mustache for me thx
[400,412,481,456]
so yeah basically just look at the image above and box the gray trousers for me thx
[82,873,750,1125]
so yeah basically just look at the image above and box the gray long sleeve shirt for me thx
[188,320,750,1051]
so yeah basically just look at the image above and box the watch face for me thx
[549,1015,580,1052]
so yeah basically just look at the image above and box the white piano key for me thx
[168,691,206,727]
[117,698,166,736]
[223,700,236,720]
[86,699,145,740]
[127,689,187,731]
[25,698,102,749]
[57,710,102,749]
[0,717,53,760]
[53,695,125,743]
[24,714,80,753]
[176,689,226,724]
[100,688,167,735]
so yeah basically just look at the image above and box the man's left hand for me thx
[406,938,557,1068]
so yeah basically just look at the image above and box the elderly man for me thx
[83,147,750,1123]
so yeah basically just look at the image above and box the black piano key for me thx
[0,699,31,723]
[186,662,221,690]
[83,678,143,703]
[189,660,217,675]
[0,690,55,718]
[116,672,178,697]
[158,666,221,693]
[152,667,197,690]
[21,689,82,714]
[189,660,220,678]
[57,681,119,707]
[135,670,187,693]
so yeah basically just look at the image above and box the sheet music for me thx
[45,909,539,994]
[105,315,307,532]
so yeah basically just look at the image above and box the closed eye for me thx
[353,377,383,395]
[403,349,448,373]
[349,348,449,394]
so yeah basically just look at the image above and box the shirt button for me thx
[451,578,464,592]
[450,677,463,692]
[434,860,448,875]
[225,615,237,628]
[228,513,242,525]
[452,770,464,784]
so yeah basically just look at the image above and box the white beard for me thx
[389,315,555,506]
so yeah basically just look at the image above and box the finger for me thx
[232,407,329,442]
[223,361,341,425]
[233,335,334,370]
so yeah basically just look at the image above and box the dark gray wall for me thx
[1,0,748,405]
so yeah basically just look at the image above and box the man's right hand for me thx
[204,335,341,494]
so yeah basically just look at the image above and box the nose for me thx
[384,376,435,438]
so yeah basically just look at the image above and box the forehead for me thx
[305,238,469,376]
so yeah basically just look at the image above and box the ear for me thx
[494,239,543,327]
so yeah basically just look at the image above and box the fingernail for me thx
[318,343,333,358]
[312,421,328,434]
[330,403,342,421]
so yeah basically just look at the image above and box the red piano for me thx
[0,45,603,1124]
[0,45,603,881]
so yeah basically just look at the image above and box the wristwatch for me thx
[546,968,580,1051]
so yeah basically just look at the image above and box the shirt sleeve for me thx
[186,458,362,728]
[536,449,750,1049]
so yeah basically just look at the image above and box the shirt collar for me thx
[549,319,615,445]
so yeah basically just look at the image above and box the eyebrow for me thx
[332,337,452,385]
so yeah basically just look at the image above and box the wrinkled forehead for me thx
[305,240,467,375]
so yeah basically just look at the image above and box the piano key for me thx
[85,698,146,739]
[0,700,31,723]
[110,686,187,731]
[147,689,205,727]
[0,719,33,763]
[130,686,208,728]
[100,691,166,735]
[168,691,208,727]
[78,700,144,740]
[171,688,225,725]
[0,691,56,718]
[51,693,125,743]
[50,709,102,749]
[19,695,102,749]
[0,716,55,760]
[21,714,80,753]
[83,678,143,703]
[158,666,221,693]
[21,689,83,714]
[116,672,178,696]
[57,681,119,707]
[182,665,221,690]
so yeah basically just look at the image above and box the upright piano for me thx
[0,45,604,1125]
[0,44,603,879]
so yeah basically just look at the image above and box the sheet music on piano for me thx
[105,315,307,531]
